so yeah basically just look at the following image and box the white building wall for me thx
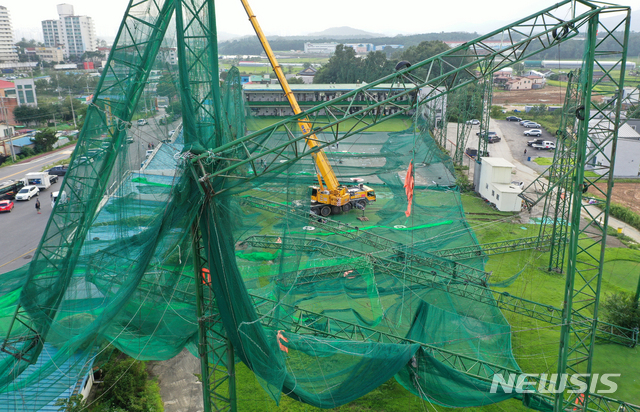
[0,7,18,62]
[42,5,97,59]
[597,138,640,177]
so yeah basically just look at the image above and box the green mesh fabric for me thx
[0,1,552,410]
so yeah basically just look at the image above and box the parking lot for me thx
[495,119,557,173]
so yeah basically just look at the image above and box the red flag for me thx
[277,330,289,353]
[404,160,415,217]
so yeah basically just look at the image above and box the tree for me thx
[287,76,305,84]
[13,105,39,125]
[32,128,58,153]
[55,394,84,412]
[156,73,179,101]
[398,40,454,81]
[303,62,311,69]
[100,356,149,412]
[313,44,361,84]
[601,292,640,331]
[511,62,525,76]
[166,101,182,117]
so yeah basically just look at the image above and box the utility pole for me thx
[68,88,77,128]
[0,97,16,162]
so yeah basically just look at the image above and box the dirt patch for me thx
[493,86,566,105]
[589,182,640,214]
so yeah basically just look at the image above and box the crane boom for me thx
[240,0,376,217]
[240,0,339,189]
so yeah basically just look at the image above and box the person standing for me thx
[35,198,41,214]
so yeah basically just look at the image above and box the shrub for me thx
[601,292,640,331]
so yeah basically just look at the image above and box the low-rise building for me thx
[502,76,533,91]
[14,78,37,107]
[304,42,339,54]
[243,83,419,117]
[27,46,65,63]
[526,75,545,89]
[588,120,640,177]
[295,67,317,84]
[477,157,523,212]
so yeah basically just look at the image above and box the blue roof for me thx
[0,344,94,411]
[9,135,33,147]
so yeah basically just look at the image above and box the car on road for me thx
[126,136,134,144]
[532,141,556,150]
[137,119,148,126]
[0,199,14,212]
[15,185,39,201]
[47,165,68,176]
[523,122,541,128]
[145,149,154,158]
[48,174,58,184]
[506,116,521,122]
[465,119,480,125]
[524,129,542,137]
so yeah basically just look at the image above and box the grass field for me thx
[226,189,640,410]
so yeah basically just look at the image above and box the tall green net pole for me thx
[538,70,582,273]
[554,8,632,411]
[174,0,236,410]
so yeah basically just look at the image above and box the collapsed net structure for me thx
[0,0,633,411]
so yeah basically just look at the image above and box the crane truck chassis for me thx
[311,183,376,216]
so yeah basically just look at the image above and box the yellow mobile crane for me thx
[240,0,376,217]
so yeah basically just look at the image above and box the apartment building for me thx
[42,4,97,59]
[0,7,18,62]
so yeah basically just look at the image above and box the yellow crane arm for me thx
[240,0,341,192]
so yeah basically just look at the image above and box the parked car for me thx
[506,116,521,122]
[511,181,524,189]
[137,119,148,126]
[476,131,497,138]
[465,147,490,158]
[532,141,556,150]
[527,138,544,147]
[126,136,134,144]
[519,119,533,125]
[47,165,69,176]
[477,131,500,143]
[524,122,541,128]
[15,185,39,201]
[524,129,542,137]
[0,199,14,212]
[465,119,480,125]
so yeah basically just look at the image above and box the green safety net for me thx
[0,0,554,410]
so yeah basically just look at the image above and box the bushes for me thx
[601,292,640,331]
[609,203,640,231]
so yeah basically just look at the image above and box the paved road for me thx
[0,112,180,275]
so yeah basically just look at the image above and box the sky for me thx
[4,0,640,42]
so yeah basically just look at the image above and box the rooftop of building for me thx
[482,157,515,168]
[243,83,417,92]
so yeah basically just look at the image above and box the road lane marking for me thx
[0,248,36,269]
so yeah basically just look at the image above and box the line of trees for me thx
[13,99,86,128]
[313,40,463,84]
